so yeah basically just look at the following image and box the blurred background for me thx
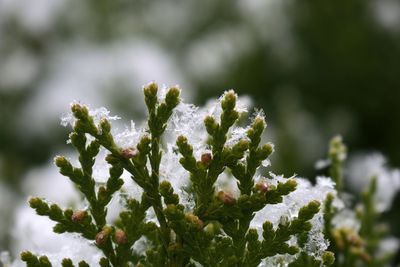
[1,0,400,263]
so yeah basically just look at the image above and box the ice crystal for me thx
[315,159,331,170]
[347,153,400,212]
[61,102,120,129]
[377,237,400,257]
[331,209,360,232]
[114,121,143,149]
[11,206,102,266]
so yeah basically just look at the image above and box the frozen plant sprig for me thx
[322,137,399,267]
[22,83,333,267]
[328,136,347,193]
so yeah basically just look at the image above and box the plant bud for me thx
[204,221,222,236]
[143,81,158,96]
[121,147,137,159]
[29,197,42,208]
[221,90,236,111]
[143,82,158,109]
[185,213,204,229]
[165,86,181,108]
[62,259,74,266]
[258,143,274,159]
[165,204,185,220]
[69,132,86,148]
[246,128,255,139]
[105,154,119,164]
[201,153,212,165]
[233,139,249,154]
[255,182,269,193]
[176,135,188,145]
[71,103,88,119]
[279,215,289,227]
[71,210,87,223]
[114,229,127,245]
[139,135,152,146]
[54,155,69,168]
[322,251,335,266]
[20,251,35,261]
[96,227,112,246]
[204,116,217,135]
[329,135,347,161]
[217,191,236,205]
[99,118,111,134]
[252,115,266,132]
[97,186,108,204]
[176,135,193,155]
[159,180,173,196]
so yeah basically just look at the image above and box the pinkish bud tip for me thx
[217,191,236,205]
[114,229,127,245]
[185,213,204,229]
[255,182,269,193]
[71,210,87,223]
[121,148,137,159]
[95,227,112,246]
[201,153,212,165]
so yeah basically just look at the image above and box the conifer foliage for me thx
[22,83,335,267]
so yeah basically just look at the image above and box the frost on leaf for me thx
[61,102,120,128]
[347,153,400,212]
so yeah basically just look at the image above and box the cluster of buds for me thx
[332,228,371,262]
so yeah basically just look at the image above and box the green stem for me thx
[149,136,172,260]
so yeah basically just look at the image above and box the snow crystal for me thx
[261,159,271,168]
[347,153,400,212]
[226,126,249,147]
[61,102,120,129]
[250,109,266,124]
[11,205,102,266]
[21,161,81,206]
[332,209,360,232]
[314,159,331,170]
[304,214,329,257]
[215,171,241,198]
[260,254,296,267]
[114,121,144,149]
[132,236,151,256]
[0,251,11,266]
[377,237,400,257]
[166,102,208,153]
[159,143,198,211]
